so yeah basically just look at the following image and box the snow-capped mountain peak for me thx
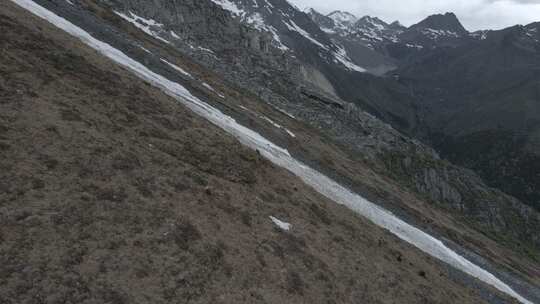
[303,7,317,14]
[350,16,404,45]
[327,10,358,28]
[356,15,388,30]
[308,10,405,44]
[411,12,468,35]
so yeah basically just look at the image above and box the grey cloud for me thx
[487,0,540,3]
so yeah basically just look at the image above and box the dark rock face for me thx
[103,0,277,55]
[434,130,540,212]
[305,8,334,30]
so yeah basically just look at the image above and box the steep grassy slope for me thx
[0,3,520,303]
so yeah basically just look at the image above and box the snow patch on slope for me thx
[261,116,296,137]
[332,45,366,72]
[245,12,289,51]
[170,30,180,39]
[270,216,291,231]
[421,28,460,39]
[320,27,336,34]
[239,106,295,137]
[202,82,225,98]
[114,11,170,44]
[285,20,328,50]
[160,59,192,78]
[284,18,365,72]
[209,0,244,16]
[210,1,289,51]
[12,2,532,303]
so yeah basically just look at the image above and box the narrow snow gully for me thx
[11,1,533,303]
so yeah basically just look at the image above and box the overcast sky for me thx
[289,0,540,31]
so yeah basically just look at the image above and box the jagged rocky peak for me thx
[305,7,335,29]
[353,16,394,36]
[347,15,404,44]
[356,15,389,29]
[389,20,406,30]
[304,7,319,15]
[327,10,358,28]
[411,12,468,34]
